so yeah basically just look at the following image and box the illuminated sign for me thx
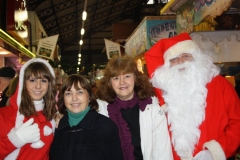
[6,0,29,45]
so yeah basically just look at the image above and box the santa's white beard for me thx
[150,54,219,158]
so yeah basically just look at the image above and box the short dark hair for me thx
[0,66,15,78]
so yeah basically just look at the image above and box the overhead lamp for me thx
[78,53,81,57]
[0,51,9,55]
[79,40,83,45]
[78,62,81,65]
[81,28,85,35]
[78,58,81,61]
[82,11,87,20]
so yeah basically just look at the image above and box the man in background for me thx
[0,66,16,107]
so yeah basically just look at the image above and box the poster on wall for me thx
[36,34,59,60]
[104,38,121,59]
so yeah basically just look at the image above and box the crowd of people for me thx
[0,32,240,160]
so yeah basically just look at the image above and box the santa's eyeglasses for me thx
[169,53,194,67]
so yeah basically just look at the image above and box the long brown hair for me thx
[19,62,57,120]
[57,74,98,114]
[95,55,155,103]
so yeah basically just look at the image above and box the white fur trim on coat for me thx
[164,40,200,62]
[4,149,20,160]
[203,140,226,160]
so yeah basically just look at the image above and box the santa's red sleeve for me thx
[196,75,240,159]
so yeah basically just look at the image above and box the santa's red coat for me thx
[169,75,240,159]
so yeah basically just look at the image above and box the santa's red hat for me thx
[145,33,200,78]
[144,33,200,105]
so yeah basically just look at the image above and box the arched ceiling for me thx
[26,0,162,65]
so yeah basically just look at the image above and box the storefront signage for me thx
[6,0,29,45]
[125,16,176,56]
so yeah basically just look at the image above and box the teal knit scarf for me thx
[67,106,90,127]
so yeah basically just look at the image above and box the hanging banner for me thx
[36,35,59,60]
[104,38,121,59]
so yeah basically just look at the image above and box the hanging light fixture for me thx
[79,40,83,45]
[82,0,88,20]
[82,11,87,20]
[81,28,85,35]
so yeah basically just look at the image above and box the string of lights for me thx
[77,0,87,73]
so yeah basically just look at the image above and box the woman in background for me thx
[50,74,123,160]
[5,76,19,106]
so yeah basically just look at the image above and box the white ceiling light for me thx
[79,40,83,45]
[82,11,87,20]
[81,28,85,35]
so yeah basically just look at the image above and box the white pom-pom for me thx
[44,125,53,136]
[31,140,45,148]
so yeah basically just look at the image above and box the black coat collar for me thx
[57,110,98,131]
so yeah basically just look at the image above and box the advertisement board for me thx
[125,16,176,56]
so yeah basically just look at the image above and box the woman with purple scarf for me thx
[95,55,173,160]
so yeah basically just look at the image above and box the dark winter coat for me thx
[49,110,124,160]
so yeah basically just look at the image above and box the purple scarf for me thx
[107,93,152,160]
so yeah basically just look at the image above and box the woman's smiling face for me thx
[110,73,135,101]
[64,83,89,113]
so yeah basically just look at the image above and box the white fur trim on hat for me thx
[17,58,55,106]
[164,40,200,62]
[203,140,226,160]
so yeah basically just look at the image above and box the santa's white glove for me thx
[193,150,213,160]
[8,118,40,148]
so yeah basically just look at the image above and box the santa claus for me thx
[145,33,240,160]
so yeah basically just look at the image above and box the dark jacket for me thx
[49,110,124,160]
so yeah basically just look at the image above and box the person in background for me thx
[50,74,123,160]
[0,66,16,107]
[0,58,57,160]
[5,76,19,106]
[145,33,240,160]
[95,55,173,160]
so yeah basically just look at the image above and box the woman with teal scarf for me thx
[49,74,123,160]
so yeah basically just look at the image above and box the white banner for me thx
[36,34,59,60]
[104,38,121,59]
